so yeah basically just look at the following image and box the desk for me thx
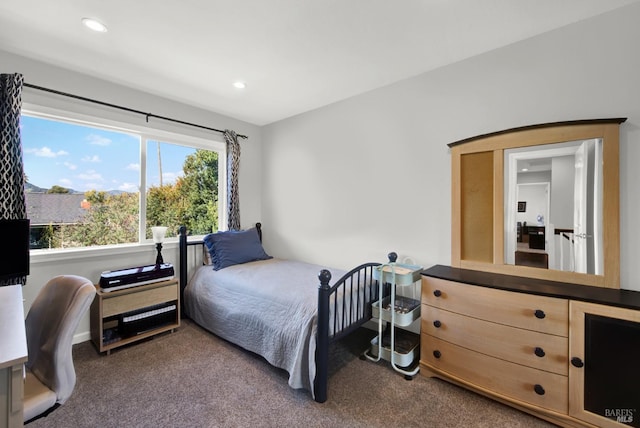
[527,226,545,250]
[0,285,27,428]
[515,242,549,269]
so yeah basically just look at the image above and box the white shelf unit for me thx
[365,258,422,378]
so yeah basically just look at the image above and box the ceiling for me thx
[0,1,638,126]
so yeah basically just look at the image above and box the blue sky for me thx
[21,115,195,193]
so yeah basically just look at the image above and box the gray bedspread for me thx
[184,258,347,397]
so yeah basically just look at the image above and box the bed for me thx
[178,223,385,403]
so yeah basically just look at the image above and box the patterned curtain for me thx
[0,73,27,286]
[224,130,241,230]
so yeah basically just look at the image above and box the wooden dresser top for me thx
[422,265,640,311]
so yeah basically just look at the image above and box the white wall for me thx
[516,184,548,226]
[0,50,263,343]
[262,3,640,291]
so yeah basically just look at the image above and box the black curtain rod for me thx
[23,83,248,139]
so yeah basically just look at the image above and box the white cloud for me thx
[77,170,103,181]
[87,134,112,146]
[64,161,77,170]
[118,182,138,192]
[82,155,101,163]
[24,146,69,158]
[58,178,73,186]
[126,163,140,171]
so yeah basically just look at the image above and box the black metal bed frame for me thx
[178,223,383,403]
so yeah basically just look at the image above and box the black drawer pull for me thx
[433,289,442,297]
[534,347,545,358]
[433,320,442,328]
[571,357,584,368]
[534,384,545,395]
[534,309,546,319]
[433,350,441,359]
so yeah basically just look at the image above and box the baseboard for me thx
[73,331,91,345]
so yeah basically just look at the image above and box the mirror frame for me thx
[450,118,625,289]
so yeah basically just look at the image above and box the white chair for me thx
[23,275,96,423]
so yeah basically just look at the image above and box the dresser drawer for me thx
[422,306,568,375]
[102,283,178,318]
[422,277,569,336]
[421,334,568,414]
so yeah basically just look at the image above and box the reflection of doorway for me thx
[506,143,581,266]
[505,139,603,273]
[515,183,550,268]
[573,140,603,274]
[516,182,550,237]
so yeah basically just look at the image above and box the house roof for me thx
[25,193,88,226]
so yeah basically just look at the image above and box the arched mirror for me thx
[450,119,625,289]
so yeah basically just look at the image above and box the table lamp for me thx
[151,226,168,266]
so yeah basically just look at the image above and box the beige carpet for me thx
[30,320,555,427]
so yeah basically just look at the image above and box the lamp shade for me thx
[151,226,168,243]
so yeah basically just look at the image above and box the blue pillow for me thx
[203,228,271,270]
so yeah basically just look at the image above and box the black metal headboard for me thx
[178,223,262,317]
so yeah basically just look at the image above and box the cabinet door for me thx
[569,301,640,427]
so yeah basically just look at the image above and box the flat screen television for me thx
[0,218,30,282]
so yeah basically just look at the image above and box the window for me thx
[145,140,220,239]
[21,111,225,250]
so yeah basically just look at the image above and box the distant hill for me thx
[24,182,126,195]
[24,182,49,193]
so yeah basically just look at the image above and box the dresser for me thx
[421,265,640,428]
[0,285,28,428]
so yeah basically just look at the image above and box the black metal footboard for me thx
[315,262,382,403]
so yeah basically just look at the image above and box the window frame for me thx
[22,103,227,260]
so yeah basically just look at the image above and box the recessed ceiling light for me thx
[233,81,246,89]
[82,18,108,33]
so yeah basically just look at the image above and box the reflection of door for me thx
[593,140,603,275]
[574,142,587,273]
[505,138,604,274]
[517,183,550,250]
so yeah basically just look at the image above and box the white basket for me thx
[369,329,419,367]
[373,263,422,286]
[372,296,420,327]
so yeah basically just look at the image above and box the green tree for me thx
[65,192,139,246]
[146,149,219,237]
[38,223,60,249]
[85,190,107,204]
[146,184,183,239]
[178,149,219,235]
[47,185,70,194]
